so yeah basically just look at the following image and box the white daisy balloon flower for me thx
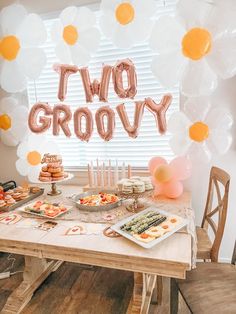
[149,0,236,97]
[100,0,157,49]
[168,97,233,163]
[51,6,101,66]
[16,135,60,182]
[0,96,28,147]
[0,4,47,93]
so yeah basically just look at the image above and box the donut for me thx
[39,176,51,182]
[42,165,48,172]
[12,192,22,200]
[5,189,14,195]
[39,171,51,177]
[20,193,28,200]
[47,167,62,174]
[52,172,64,178]
[0,200,6,208]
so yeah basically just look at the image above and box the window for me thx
[27,0,178,169]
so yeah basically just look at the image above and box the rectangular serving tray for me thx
[0,188,44,212]
[18,201,72,219]
[111,206,188,249]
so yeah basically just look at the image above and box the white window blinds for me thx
[27,1,178,168]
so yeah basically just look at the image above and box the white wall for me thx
[0,0,235,261]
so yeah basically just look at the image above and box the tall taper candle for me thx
[122,162,126,179]
[90,161,94,187]
[107,160,111,186]
[114,160,118,186]
[88,164,92,187]
[101,163,105,188]
[128,164,131,179]
[96,159,101,186]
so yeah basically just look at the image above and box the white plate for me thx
[111,206,188,249]
[18,201,72,219]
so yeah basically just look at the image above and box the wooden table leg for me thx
[127,272,157,314]
[1,256,63,314]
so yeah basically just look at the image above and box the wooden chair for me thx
[196,166,230,262]
[171,241,236,314]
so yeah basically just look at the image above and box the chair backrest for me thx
[231,241,236,265]
[201,166,230,262]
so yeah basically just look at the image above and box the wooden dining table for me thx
[0,186,193,314]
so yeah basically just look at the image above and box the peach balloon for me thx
[170,156,192,180]
[53,64,78,101]
[148,157,167,174]
[145,94,172,134]
[154,164,173,183]
[74,107,93,142]
[79,64,112,103]
[162,181,183,199]
[149,156,191,199]
[28,102,53,134]
[95,106,115,141]
[116,101,145,138]
[53,104,72,137]
[112,59,137,99]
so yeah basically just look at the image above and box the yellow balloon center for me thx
[0,114,11,130]
[154,165,173,183]
[182,28,212,60]
[27,151,42,166]
[63,25,78,45]
[189,122,209,142]
[115,2,135,25]
[0,35,20,61]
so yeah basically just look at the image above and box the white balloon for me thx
[151,51,187,88]
[0,61,27,93]
[59,6,78,26]
[207,34,236,79]
[16,158,29,176]
[70,44,91,66]
[79,27,101,53]
[181,59,218,97]
[184,97,211,122]
[17,13,47,46]
[17,47,46,79]
[0,4,27,35]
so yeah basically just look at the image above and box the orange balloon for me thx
[154,165,173,183]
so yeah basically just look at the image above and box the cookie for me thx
[122,180,133,194]
[133,233,155,243]
[133,181,145,193]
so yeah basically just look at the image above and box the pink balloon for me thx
[112,59,137,99]
[79,64,112,103]
[95,106,115,141]
[53,104,72,137]
[170,157,192,180]
[28,103,52,134]
[148,157,167,174]
[74,107,93,142]
[53,64,78,102]
[162,181,183,199]
[153,183,163,197]
[145,94,172,134]
[116,101,145,138]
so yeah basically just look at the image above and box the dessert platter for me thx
[0,185,44,212]
[111,207,188,249]
[117,176,154,212]
[19,200,71,219]
[69,190,121,212]
[35,154,73,196]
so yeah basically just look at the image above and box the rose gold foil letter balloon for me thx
[74,107,93,142]
[79,64,112,103]
[53,104,72,137]
[145,94,172,134]
[112,59,137,99]
[116,101,145,138]
[28,103,53,133]
[95,106,115,141]
[53,64,78,101]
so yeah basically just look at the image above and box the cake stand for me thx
[33,173,74,196]
[118,189,153,213]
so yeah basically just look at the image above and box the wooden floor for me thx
[0,253,190,314]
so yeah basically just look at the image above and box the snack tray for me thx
[18,201,72,219]
[68,189,121,212]
[111,206,188,249]
[0,188,44,212]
